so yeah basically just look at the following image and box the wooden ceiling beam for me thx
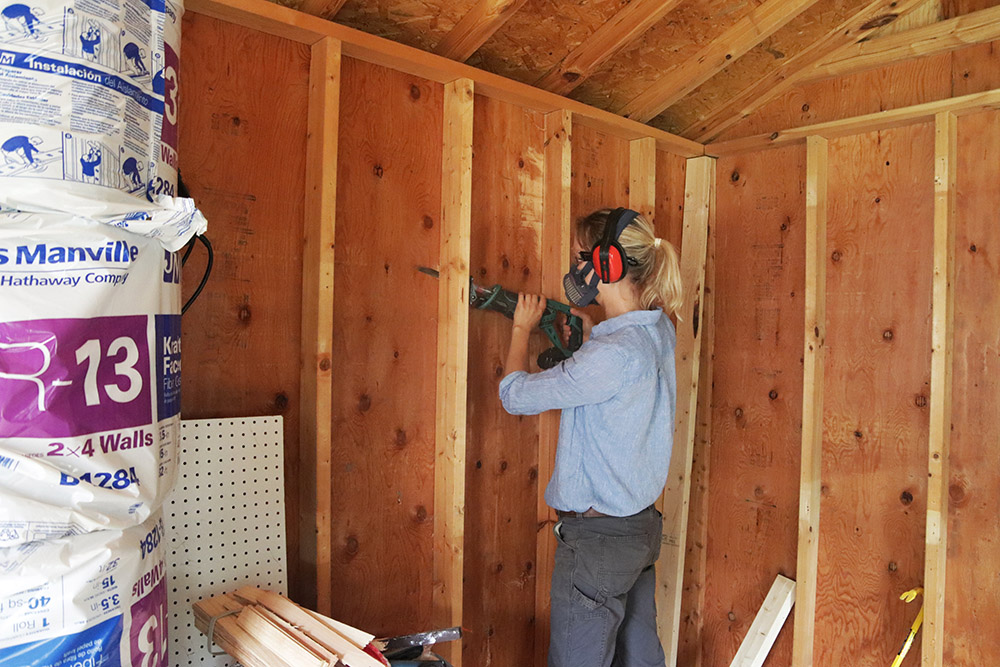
[297,0,348,20]
[618,0,822,123]
[535,0,685,96]
[433,0,528,62]
[686,0,930,143]
[800,4,1000,84]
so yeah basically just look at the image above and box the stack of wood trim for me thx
[193,587,385,667]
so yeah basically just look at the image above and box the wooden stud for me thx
[678,202,714,667]
[657,155,714,665]
[922,111,957,667]
[792,135,828,667]
[688,0,931,142]
[536,109,572,667]
[300,35,340,617]
[619,0,821,123]
[629,137,657,223]
[433,77,474,667]
[434,0,528,62]
[186,0,703,158]
[730,576,797,667]
[297,0,348,20]
[802,5,1000,84]
[706,87,1000,156]
[535,0,685,95]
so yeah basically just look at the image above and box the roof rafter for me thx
[800,3,1000,84]
[433,0,528,62]
[686,0,931,142]
[297,0,348,20]
[535,0,685,96]
[616,0,823,123]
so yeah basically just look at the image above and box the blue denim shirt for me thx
[499,309,676,516]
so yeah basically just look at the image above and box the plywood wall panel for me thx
[714,54,954,142]
[571,124,630,221]
[463,94,546,667]
[951,39,1000,94]
[655,150,687,249]
[703,146,805,666]
[178,13,311,601]
[944,109,1000,665]
[712,40,1000,144]
[816,125,934,666]
[330,57,443,636]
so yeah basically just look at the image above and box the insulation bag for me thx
[0,210,197,546]
[0,0,190,225]
[0,511,168,667]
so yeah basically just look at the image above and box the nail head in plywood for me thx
[656,155,713,666]
[792,135,828,667]
[921,111,957,667]
[301,35,341,617]
[433,77,474,667]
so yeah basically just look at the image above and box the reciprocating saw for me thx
[418,267,583,369]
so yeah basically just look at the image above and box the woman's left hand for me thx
[513,293,546,333]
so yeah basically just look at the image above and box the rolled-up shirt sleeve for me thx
[498,340,629,415]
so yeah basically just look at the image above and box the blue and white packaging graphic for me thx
[0,511,168,667]
[0,211,188,546]
[0,0,204,240]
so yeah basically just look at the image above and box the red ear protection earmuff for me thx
[590,207,638,283]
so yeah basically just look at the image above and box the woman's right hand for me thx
[565,307,594,345]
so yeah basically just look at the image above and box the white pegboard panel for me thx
[164,417,288,667]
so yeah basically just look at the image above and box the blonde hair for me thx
[576,208,684,315]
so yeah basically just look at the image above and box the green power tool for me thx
[419,267,583,369]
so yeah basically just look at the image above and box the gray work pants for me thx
[548,506,666,667]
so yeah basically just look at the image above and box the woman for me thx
[499,207,683,667]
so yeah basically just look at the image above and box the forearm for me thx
[504,325,532,376]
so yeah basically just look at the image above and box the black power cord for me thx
[176,170,213,315]
[180,233,212,315]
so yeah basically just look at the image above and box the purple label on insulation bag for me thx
[0,317,152,438]
[128,576,167,667]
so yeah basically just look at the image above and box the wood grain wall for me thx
[701,145,806,666]
[946,108,1000,666]
[179,13,312,602]
[463,94,546,666]
[330,57,444,636]
[817,125,934,666]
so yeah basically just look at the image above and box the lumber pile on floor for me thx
[193,586,387,667]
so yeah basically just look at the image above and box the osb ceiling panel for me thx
[570,0,765,112]
[328,0,480,51]
[467,0,632,85]
[267,0,995,141]
[652,0,944,135]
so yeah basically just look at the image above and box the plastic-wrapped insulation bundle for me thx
[0,0,205,664]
